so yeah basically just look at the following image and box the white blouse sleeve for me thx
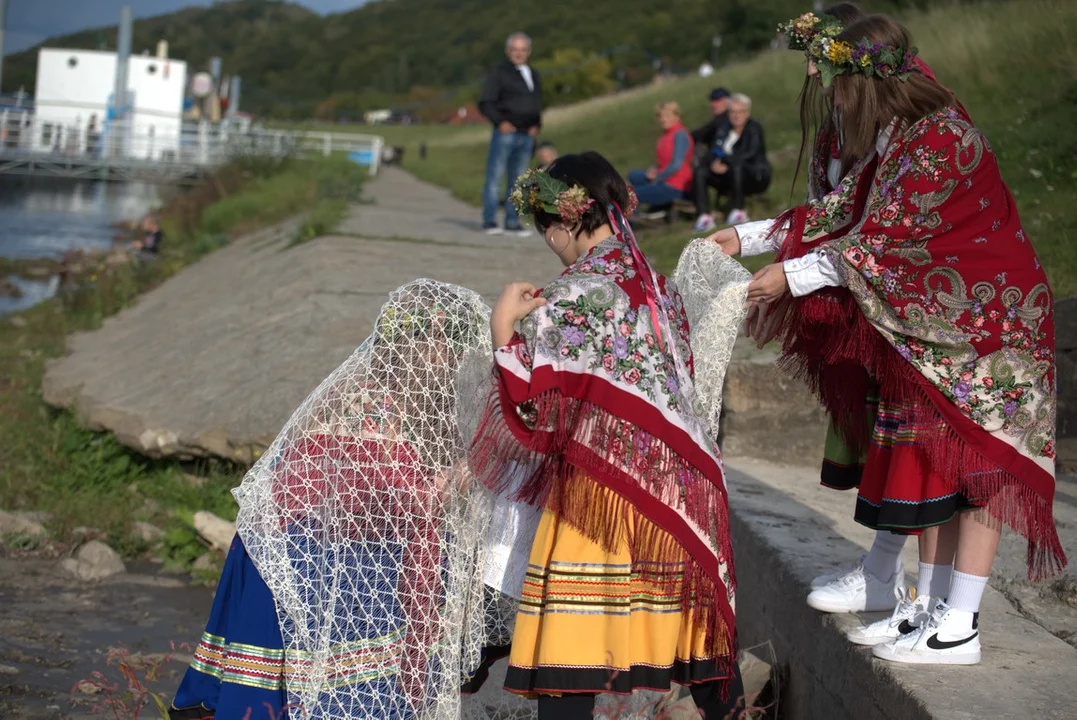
[735,219,787,257]
[782,253,846,297]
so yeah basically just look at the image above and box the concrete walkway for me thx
[42,168,562,460]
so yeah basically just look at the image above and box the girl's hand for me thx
[746,263,789,305]
[743,296,790,349]
[705,226,740,256]
[492,282,545,347]
[493,282,545,324]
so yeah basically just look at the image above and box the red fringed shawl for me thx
[773,106,1064,579]
[468,237,738,667]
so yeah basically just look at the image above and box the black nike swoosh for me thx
[896,620,918,635]
[926,632,978,650]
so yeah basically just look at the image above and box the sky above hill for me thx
[3,1,369,55]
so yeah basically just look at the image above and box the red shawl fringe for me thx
[468,381,739,666]
[778,292,1066,580]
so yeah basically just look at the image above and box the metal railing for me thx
[0,111,385,183]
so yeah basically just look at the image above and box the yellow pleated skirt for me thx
[504,482,724,696]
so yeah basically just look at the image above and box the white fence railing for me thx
[0,111,385,177]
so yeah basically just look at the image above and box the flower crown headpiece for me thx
[375,303,466,350]
[778,12,843,52]
[810,35,918,87]
[780,12,919,88]
[509,167,638,226]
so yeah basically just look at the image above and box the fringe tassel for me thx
[776,291,885,454]
[876,359,1068,581]
[773,293,1067,579]
[467,381,739,658]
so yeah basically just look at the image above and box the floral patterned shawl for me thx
[773,106,1064,578]
[468,234,738,669]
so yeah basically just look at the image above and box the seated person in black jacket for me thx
[690,87,731,163]
[692,93,772,231]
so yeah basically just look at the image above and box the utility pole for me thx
[110,5,133,158]
[114,5,132,112]
[0,0,9,95]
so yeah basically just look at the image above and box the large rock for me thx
[722,339,826,465]
[132,521,165,544]
[0,510,48,540]
[41,170,562,461]
[60,540,126,581]
[193,511,236,553]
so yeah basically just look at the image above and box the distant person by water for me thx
[130,214,162,255]
[478,32,543,236]
[86,115,100,158]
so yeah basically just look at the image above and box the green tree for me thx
[536,49,617,106]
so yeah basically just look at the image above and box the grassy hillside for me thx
[389,0,1077,295]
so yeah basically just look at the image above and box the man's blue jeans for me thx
[482,129,535,228]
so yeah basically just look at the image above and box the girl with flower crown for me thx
[469,151,750,717]
[757,1,919,623]
[769,4,968,617]
[711,13,1065,665]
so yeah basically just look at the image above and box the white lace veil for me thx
[672,238,752,437]
[234,279,515,719]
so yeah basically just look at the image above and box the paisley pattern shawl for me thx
[468,236,738,666]
[776,106,1064,578]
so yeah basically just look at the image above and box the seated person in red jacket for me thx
[627,101,694,213]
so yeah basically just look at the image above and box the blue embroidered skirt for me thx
[170,533,440,720]
[171,535,289,720]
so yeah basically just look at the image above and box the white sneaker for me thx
[693,214,717,233]
[504,226,532,238]
[806,562,905,613]
[810,555,865,589]
[873,601,981,665]
[847,589,933,646]
[483,224,503,235]
[726,209,750,225]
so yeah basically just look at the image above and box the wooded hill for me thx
[1,0,961,119]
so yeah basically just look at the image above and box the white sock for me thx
[916,562,952,600]
[862,531,906,582]
[946,570,989,615]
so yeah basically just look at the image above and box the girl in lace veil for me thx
[169,280,501,720]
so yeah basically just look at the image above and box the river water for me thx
[0,177,161,315]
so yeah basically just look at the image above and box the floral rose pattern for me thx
[505,237,695,417]
[816,108,1055,462]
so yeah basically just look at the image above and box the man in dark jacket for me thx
[478,32,543,236]
[692,92,771,231]
[690,87,731,162]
